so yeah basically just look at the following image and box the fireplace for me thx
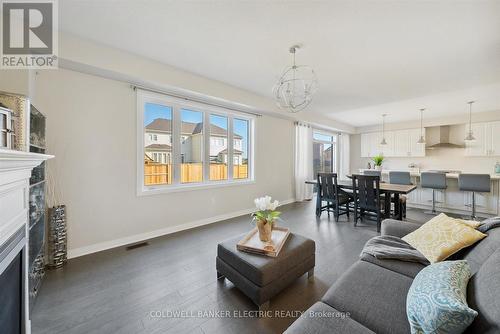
[0,97,53,333]
[0,227,26,334]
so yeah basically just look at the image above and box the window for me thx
[313,131,337,177]
[143,103,172,185]
[137,91,254,194]
[180,109,203,183]
[210,114,228,181]
[233,118,249,179]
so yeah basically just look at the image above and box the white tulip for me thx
[254,198,261,209]
[270,200,279,211]
[254,196,279,211]
[254,197,266,211]
[263,196,272,210]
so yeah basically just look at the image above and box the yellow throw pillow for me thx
[456,219,482,229]
[402,213,487,263]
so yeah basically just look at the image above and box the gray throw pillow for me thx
[477,217,500,233]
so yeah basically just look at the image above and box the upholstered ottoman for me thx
[216,233,315,310]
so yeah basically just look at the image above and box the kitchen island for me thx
[359,169,500,217]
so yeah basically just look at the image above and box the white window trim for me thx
[137,89,255,196]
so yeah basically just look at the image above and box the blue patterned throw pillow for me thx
[406,260,477,334]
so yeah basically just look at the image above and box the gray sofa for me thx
[285,219,500,334]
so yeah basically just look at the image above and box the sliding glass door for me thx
[313,131,337,177]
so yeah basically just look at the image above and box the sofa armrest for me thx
[381,219,422,238]
[284,302,374,334]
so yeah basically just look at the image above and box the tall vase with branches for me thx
[46,146,67,268]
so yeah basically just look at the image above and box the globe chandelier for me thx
[273,45,318,113]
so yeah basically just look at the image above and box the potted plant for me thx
[372,154,384,171]
[252,196,281,242]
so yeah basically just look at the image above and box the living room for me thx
[1,1,500,334]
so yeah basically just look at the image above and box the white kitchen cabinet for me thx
[391,128,425,157]
[393,130,409,157]
[406,176,499,216]
[465,121,500,157]
[409,128,426,157]
[361,129,424,158]
[465,123,487,156]
[369,132,382,157]
[444,187,466,211]
[406,182,421,205]
[361,133,370,157]
[488,121,500,156]
[380,131,394,157]
[463,190,498,215]
[361,132,387,157]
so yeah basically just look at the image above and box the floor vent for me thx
[125,242,149,251]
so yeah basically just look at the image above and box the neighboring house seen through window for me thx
[313,131,337,178]
[138,90,254,194]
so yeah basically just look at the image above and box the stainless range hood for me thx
[425,125,465,149]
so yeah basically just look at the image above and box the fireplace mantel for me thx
[0,148,53,334]
[0,148,54,172]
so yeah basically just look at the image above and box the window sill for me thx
[137,179,256,196]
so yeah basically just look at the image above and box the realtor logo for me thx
[1,0,58,68]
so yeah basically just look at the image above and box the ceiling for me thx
[59,1,500,127]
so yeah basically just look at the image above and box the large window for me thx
[313,131,337,177]
[138,91,254,194]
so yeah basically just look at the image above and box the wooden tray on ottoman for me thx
[237,227,290,257]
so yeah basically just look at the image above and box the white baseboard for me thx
[68,198,296,259]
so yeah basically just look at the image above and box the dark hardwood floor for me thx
[31,200,433,334]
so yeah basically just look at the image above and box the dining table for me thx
[305,178,417,220]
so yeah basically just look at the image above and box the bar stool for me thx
[420,172,447,215]
[389,171,411,185]
[458,174,491,220]
[389,171,412,219]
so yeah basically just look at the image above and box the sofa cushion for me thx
[402,213,486,263]
[217,233,315,286]
[458,227,500,274]
[322,260,413,334]
[284,302,374,334]
[465,248,500,334]
[381,219,422,238]
[477,216,500,233]
[407,260,477,334]
[360,253,425,278]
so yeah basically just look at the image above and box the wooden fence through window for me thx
[144,163,248,185]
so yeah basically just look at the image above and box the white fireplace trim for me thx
[0,149,53,172]
[0,148,52,334]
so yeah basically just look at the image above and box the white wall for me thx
[31,68,295,257]
[59,33,355,134]
[0,70,31,96]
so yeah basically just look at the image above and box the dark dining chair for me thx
[317,173,352,222]
[352,174,384,232]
